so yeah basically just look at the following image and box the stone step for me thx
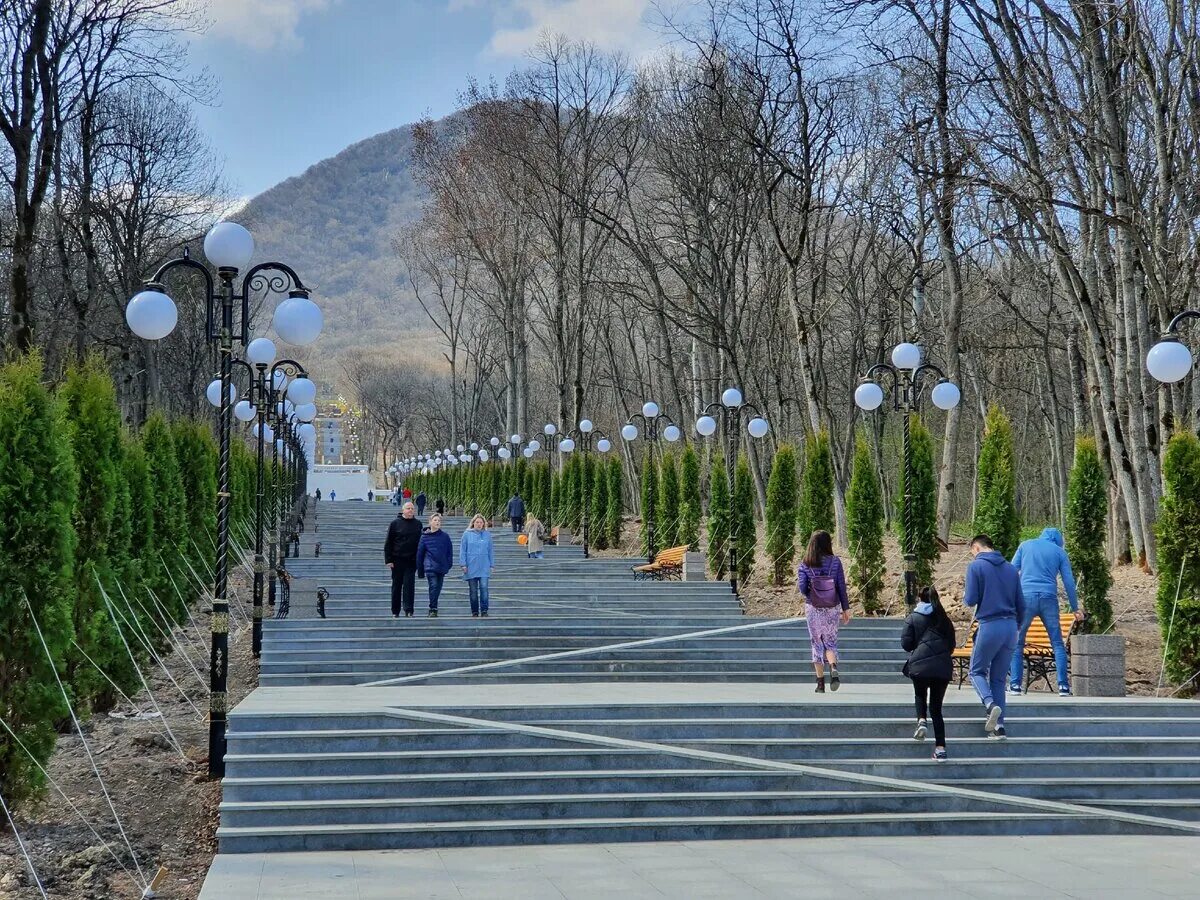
[259,659,907,676]
[223,747,722,778]
[219,789,1012,828]
[221,769,840,803]
[215,811,1145,853]
[257,671,905,686]
[819,756,1200,780]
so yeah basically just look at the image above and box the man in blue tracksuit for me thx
[1010,527,1081,696]
[964,534,1025,738]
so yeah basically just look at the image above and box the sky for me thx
[189,0,670,199]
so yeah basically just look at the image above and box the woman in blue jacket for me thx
[416,514,453,617]
[460,514,495,616]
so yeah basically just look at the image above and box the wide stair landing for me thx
[218,503,1200,853]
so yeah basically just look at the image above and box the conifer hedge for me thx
[798,430,835,542]
[973,404,1020,559]
[765,444,798,584]
[1156,431,1200,688]
[1065,436,1111,633]
[589,456,609,549]
[639,449,659,557]
[606,456,624,548]
[733,454,756,582]
[898,417,940,588]
[678,445,702,551]
[0,356,78,804]
[847,435,885,613]
[657,451,680,548]
[706,457,730,578]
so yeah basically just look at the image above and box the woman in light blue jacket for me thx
[460,514,495,617]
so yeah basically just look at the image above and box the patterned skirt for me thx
[805,603,842,663]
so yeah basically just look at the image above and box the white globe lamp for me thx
[273,290,323,345]
[930,381,962,411]
[204,222,255,271]
[696,415,717,437]
[1147,339,1194,384]
[721,387,743,408]
[642,401,659,418]
[246,337,276,366]
[597,438,612,453]
[663,424,681,442]
[747,417,769,439]
[892,342,922,370]
[287,377,316,405]
[579,419,594,433]
[234,400,256,422]
[206,379,236,408]
[854,382,885,411]
[126,288,178,340]
[621,423,638,441]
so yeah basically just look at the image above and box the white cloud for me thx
[455,0,658,58]
[204,0,335,51]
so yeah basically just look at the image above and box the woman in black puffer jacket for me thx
[901,586,957,761]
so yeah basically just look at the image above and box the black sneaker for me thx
[481,610,489,617]
[815,678,825,693]
[471,612,479,617]
[1059,686,1072,697]
[988,726,1008,740]
[428,609,438,617]
[829,666,840,691]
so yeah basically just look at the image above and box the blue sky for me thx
[189,1,666,198]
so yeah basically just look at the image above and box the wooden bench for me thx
[953,611,1079,691]
[1021,611,1080,693]
[632,545,687,581]
[952,620,978,687]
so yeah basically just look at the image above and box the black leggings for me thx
[912,677,950,746]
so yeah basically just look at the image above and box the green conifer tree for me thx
[0,356,77,802]
[765,444,799,584]
[1065,436,1111,633]
[679,445,702,551]
[657,451,681,548]
[640,449,659,557]
[733,454,757,582]
[798,429,835,541]
[173,420,218,570]
[973,404,1020,558]
[897,417,940,588]
[60,360,127,709]
[589,456,609,549]
[847,434,886,613]
[1156,431,1200,686]
[606,456,624,548]
[142,413,187,615]
[540,462,553,529]
[707,457,731,578]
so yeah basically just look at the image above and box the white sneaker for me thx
[913,720,928,742]
[984,703,1002,733]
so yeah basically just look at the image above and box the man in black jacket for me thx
[384,502,423,617]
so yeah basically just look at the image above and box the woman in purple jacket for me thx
[798,530,851,692]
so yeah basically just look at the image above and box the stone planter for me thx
[1071,633,1126,697]
[683,552,707,581]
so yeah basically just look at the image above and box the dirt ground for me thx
[0,562,259,900]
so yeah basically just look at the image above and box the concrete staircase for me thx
[217,502,1200,853]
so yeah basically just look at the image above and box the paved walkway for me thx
[202,835,1199,898]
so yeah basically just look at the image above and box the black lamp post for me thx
[855,342,961,608]
[695,389,770,598]
[124,222,320,777]
[621,401,683,562]
[560,420,612,559]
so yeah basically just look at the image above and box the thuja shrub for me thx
[707,456,730,578]
[606,456,624,548]
[897,416,939,588]
[657,451,680,548]
[678,445,702,551]
[640,448,659,558]
[733,454,757,582]
[0,355,77,803]
[1156,431,1200,689]
[973,404,1020,559]
[589,456,609,550]
[847,434,886,614]
[142,413,187,615]
[1065,436,1112,633]
[798,429,834,541]
[765,444,798,585]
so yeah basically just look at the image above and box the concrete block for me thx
[1072,654,1125,678]
[1073,675,1125,697]
[1073,633,1125,656]
[684,552,707,581]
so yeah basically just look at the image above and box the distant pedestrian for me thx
[402,486,413,504]
[315,488,322,501]
[384,501,422,617]
[902,586,957,761]
[507,492,526,533]
[460,514,495,617]
[368,490,374,502]
[330,490,336,502]
[524,515,545,559]
[435,496,446,516]
[965,533,1025,738]
[416,514,453,618]
[1010,527,1082,696]
[415,490,427,516]
[797,530,850,693]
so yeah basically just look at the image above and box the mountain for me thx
[238,122,434,364]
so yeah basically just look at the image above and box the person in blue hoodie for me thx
[415,513,453,618]
[964,534,1025,738]
[1009,527,1081,696]
[460,514,496,616]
